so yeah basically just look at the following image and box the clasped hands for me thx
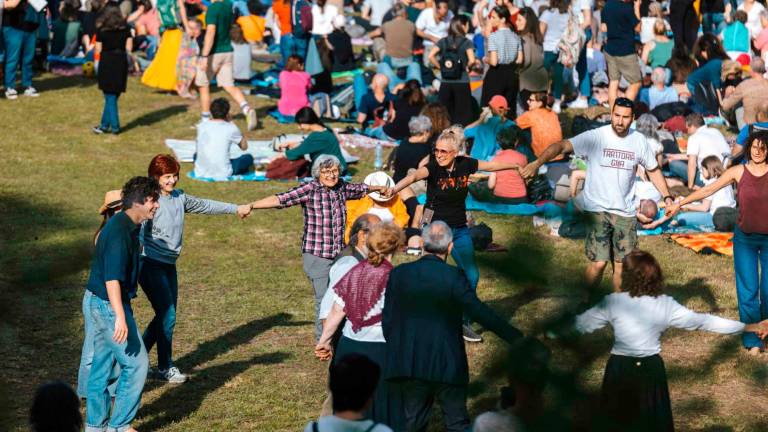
[746,320,768,339]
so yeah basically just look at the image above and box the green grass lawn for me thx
[2,73,768,431]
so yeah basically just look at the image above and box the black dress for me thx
[97,28,130,94]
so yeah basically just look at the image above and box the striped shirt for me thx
[276,180,369,259]
[487,28,521,65]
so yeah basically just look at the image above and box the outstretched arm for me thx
[390,166,430,196]
[666,166,742,216]
[478,158,522,172]
[315,302,346,360]
[520,139,573,178]
[249,195,281,209]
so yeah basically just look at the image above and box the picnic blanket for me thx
[669,232,734,256]
[47,55,88,65]
[338,134,398,149]
[187,170,269,182]
[165,137,360,164]
[466,197,564,217]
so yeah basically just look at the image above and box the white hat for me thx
[364,171,394,202]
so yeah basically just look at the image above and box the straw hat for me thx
[99,190,122,215]
[364,171,394,203]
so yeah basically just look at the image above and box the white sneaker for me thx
[158,366,188,383]
[552,100,561,114]
[569,97,588,109]
[23,87,40,97]
[246,108,258,131]
[5,88,18,100]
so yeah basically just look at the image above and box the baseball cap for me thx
[488,95,509,110]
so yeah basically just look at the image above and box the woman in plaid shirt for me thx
[248,155,390,339]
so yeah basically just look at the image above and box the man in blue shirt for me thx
[85,176,160,432]
[602,0,642,108]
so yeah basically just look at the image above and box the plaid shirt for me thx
[276,180,369,259]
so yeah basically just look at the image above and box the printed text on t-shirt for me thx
[600,148,635,171]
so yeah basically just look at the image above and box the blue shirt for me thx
[86,212,141,301]
[737,122,768,145]
[687,59,723,94]
[465,116,515,161]
[603,0,639,56]
[648,86,679,110]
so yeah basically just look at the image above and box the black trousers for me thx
[438,81,475,126]
[480,63,519,119]
[400,379,469,432]
[670,0,699,53]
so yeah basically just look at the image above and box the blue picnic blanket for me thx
[187,170,268,182]
[416,194,563,217]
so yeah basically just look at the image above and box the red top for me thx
[737,167,768,234]
[492,150,528,199]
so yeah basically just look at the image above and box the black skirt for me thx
[600,354,674,432]
[334,336,404,431]
[98,51,129,94]
[480,63,519,118]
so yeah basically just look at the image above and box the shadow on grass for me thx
[34,74,98,92]
[121,105,188,133]
[465,232,767,431]
[0,193,95,430]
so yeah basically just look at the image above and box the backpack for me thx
[556,10,585,68]
[440,38,464,80]
[291,0,313,38]
[527,175,553,202]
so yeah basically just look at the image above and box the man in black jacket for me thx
[382,221,525,431]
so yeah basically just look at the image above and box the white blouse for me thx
[311,4,339,36]
[576,292,745,357]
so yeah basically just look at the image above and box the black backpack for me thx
[440,38,464,80]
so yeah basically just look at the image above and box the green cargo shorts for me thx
[585,211,638,263]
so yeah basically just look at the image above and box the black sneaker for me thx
[463,325,482,343]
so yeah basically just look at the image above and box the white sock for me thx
[201,112,211,119]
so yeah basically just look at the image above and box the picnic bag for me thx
[556,10,585,68]
[266,158,310,179]
[527,175,552,202]
[440,38,464,80]
[291,0,313,38]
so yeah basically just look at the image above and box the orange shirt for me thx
[515,108,563,159]
[492,150,528,199]
[273,0,292,36]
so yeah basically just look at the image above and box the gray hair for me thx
[751,57,766,74]
[311,154,342,179]
[651,67,666,85]
[635,113,660,141]
[409,115,432,136]
[422,221,453,254]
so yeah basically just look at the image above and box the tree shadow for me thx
[120,105,188,133]
[666,277,720,312]
[34,75,97,92]
[137,352,290,430]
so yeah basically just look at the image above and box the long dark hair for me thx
[401,79,426,107]
[518,7,543,45]
[447,16,467,39]
[295,106,323,126]
[744,130,768,163]
[96,3,128,31]
[492,5,511,26]
[692,33,727,65]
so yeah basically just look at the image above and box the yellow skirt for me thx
[141,28,183,91]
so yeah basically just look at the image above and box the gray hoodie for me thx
[141,189,237,264]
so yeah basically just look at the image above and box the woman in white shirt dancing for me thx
[575,250,768,431]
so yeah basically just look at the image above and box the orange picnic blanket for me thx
[670,233,733,256]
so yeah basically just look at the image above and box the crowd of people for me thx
[7,0,768,429]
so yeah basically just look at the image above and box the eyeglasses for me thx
[614,97,635,110]
[434,148,455,156]
[320,169,339,177]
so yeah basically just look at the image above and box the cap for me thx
[488,95,509,110]
[364,171,394,202]
[99,190,122,215]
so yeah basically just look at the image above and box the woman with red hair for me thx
[140,154,252,383]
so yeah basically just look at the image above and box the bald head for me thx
[372,73,389,91]
[751,57,766,76]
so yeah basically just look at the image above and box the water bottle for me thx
[374,143,383,169]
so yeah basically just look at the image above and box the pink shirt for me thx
[755,28,768,54]
[278,70,311,116]
[136,9,160,37]
[492,150,528,199]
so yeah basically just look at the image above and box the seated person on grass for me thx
[469,127,529,204]
[345,171,410,242]
[194,98,254,178]
[275,107,349,175]
[464,95,515,161]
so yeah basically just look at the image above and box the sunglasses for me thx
[434,148,455,156]
[614,97,635,110]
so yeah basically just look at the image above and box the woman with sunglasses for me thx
[666,130,768,354]
[387,128,523,342]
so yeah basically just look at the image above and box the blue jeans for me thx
[231,153,254,175]
[544,51,564,99]
[365,125,396,142]
[733,227,768,349]
[377,59,421,93]
[140,258,178,371]
[674,211,714,227]
[101,93,121,132]
[702,13,726,35]
[575,28,592,98]
[280,34,309,65]
[450,226,479,291]
[232,0,250,16]
[668,160,704,187]
[353,73,368,114]
[77,290,120,399]
[86,295,148,432]
[3,26,36,89]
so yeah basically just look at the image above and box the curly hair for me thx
[366,222,405,266]
[621,250,664,297]
[121,176,160,210]
[420,103,451,138]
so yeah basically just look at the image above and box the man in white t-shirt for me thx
[415,0,453,66]
[521,98,673,291]
[194,98,253,179]
[669,113,731,189]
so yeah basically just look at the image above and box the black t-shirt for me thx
[312,70,334,95]
[425,155,479,228]
[393,139,431,183]
[383,97,423,140]
[97,28,130,52]
[327,29,356,72]
[701,0,725,13]
[359,92,392,128]
[603,0,640,57]
[3,0,40,31]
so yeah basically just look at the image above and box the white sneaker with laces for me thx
[159,366,188,383]
[5,88,18,100]
[552,100,561,114]
[569,97,588,109]
[23,87,40,97]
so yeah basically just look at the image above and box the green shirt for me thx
[51,19,81,55]
[206,0,234,54]
[285,129,347,174]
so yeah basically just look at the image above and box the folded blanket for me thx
[187,170,269,182]
[670,232,733,256]
[47,54,87,65]
[166,137,360,164]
